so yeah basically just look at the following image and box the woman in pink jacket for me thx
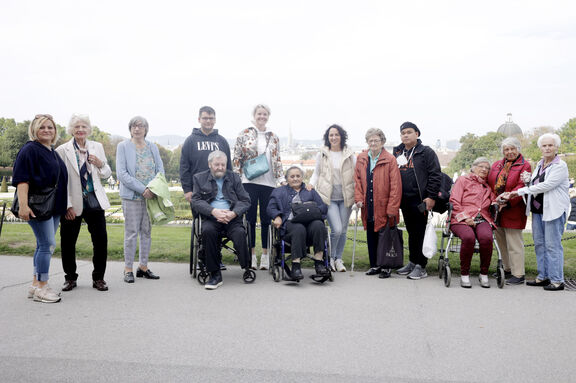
[450,157,497,288]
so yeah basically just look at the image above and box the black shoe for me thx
[379,269,391,279]
[506,276,525,285]
[492,270,512,278]
[62,280,77,291]
[92,280,109,291]
[205,271,223,290]
[136,268,160,279]
[365,267,381,276]
[314,260,329,276]
[543,282,564,291]
[220,262,227,271]
[123,271,135,283]
[291,263,304,280]
[527,278,550,287]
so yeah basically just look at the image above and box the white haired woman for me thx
[508,133,570,291]
[486,137,531,285]
[116,116,165,283]
[56,114,112,292]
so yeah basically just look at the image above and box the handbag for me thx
[377,226,404,269]
[422,213,437,259]
[11,150,61,221]
[83,190,102,212]
[291,201,323,224]
[242,131,270,180]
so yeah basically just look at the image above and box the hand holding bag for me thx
[377,226,404,269]
[422,213,437,259]
[291,201,323,224]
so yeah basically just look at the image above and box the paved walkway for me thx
[1,255,574,382]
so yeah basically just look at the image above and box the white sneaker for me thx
[251,254,257,270]
[460,275,471,288]
[33,284,61,303]
[259,253,269,270]
[335,259,347,272]
[329,258,336,272]
[479,274,490,288]
[27,285,37,299]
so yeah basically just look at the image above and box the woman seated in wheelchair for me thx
[267,166,329,281]
[191,151,252,290]
[450,157,500,288]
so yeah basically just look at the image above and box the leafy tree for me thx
[447,132,505,174]
[0,120,30,167]
[558,117,576,154]
[155,143,174,179]
[167,145,182,182]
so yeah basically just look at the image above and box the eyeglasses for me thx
[34,114,53,120]
[200,117,215,121]
[475,165,490,170]
[367,139,381,144]
[131,125,146,130]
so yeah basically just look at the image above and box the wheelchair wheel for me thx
[443,264,451,287]
[328,270,334,282]
[243,269,256,283]
[272,265,282,282]
[268,226,276,275]
[191,218,201,279]
[197,270,208,285]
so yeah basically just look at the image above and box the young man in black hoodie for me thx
[393,122,442,280]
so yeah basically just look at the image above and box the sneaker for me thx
[33,284,61,303]
[124,271,135,283]
[219,262,227,271]
[251,254,258,270]
[205,271,223,290]
[397,262,415,275]
[379,269,391,279]
[407,264,428,280]
[27,285,37,299]
[506,276,525,285]
[259,254,269,270]
[460,275,472,288]
[479,274,490,288]
[314,260,329,276]
[329,258,336,272]
[291,263,304,280]
[365,267,381,276]
[335,259,347,272]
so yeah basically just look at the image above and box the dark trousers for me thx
[365,221,379,268]
[243,183,273,249]
[60,209,108,281]
[401,199,429,267]
[284,220,326,261]
[451,221,493,275]
[202,217,249,273]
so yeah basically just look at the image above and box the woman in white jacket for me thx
[509,133,570,291]
[308,124,356,272]
[56,114,111,292]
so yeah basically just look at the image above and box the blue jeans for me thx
[532,213,565,283]
[326,200,351,260]
[28,215,61,282]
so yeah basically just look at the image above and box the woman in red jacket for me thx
[486,137,531,285]
[354,128,402,278]
[450,157,497,288]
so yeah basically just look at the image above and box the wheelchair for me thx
[190,214,256,285]
[437,203,505,288]
[268,220,333,283]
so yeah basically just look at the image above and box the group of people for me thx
[12,107,571,300]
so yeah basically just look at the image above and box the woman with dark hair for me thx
[233,104,283,270]
[308,124,356,272]
[116,116,165,283]
[12,114,68,303]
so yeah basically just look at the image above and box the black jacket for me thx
[180,128,232,194]
[393,139,442,202]
[191,170,251,219]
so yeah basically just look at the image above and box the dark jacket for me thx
[393,139,442,202]
[486,154,531,229]
[191,170,250,219]
[180,128,232,194]
[267,183,328,235]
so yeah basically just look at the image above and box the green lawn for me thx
[1,221,575,278]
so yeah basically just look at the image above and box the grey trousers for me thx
[122,199,152,269]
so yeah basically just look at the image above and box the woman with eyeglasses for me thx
[12,114,68,303]
[56,114,112,292]
[116,116,164,283]
[233,104,283,271]
[449,157,497,288]
[354,128,402,278]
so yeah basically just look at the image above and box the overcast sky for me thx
[1,0,575,146]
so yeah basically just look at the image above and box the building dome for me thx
[497,113,523,137]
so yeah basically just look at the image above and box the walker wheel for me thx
[437,256,444,278]
[443,265,451,288]
[497,267,505,289]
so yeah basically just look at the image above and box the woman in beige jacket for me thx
[308,124,356,272]
[56,114,111,292]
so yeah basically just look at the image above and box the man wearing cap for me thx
[393,122,442,280]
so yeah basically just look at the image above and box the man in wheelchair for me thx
[267,166,330,281]
[191,151,251,290]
